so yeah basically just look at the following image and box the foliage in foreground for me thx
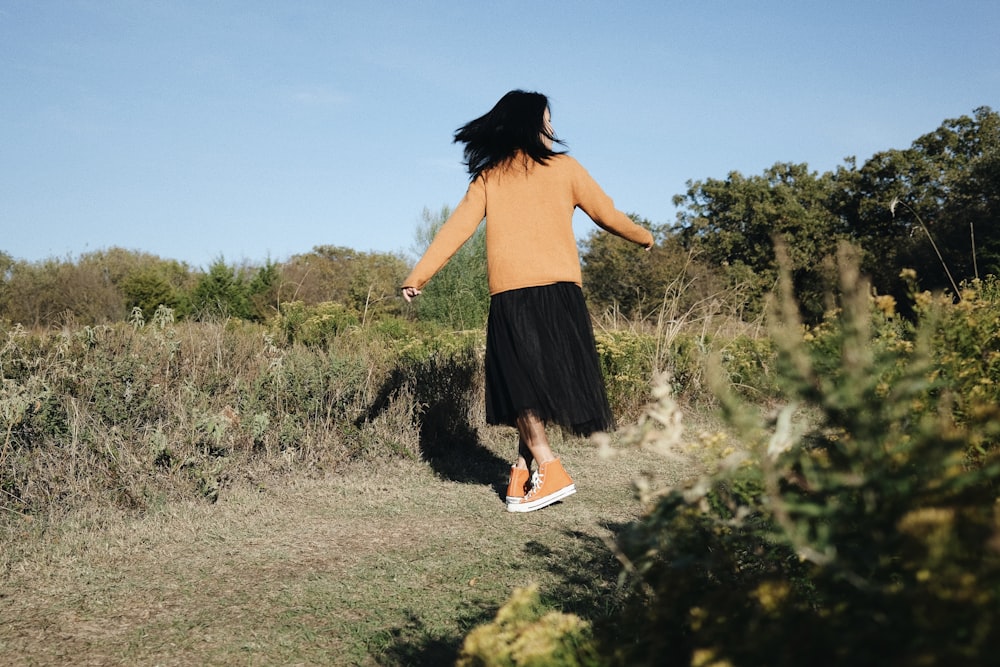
[609,256,1000,666]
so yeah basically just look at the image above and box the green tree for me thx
[0,254,126,326]
[278,245,359,306]
[246,258,281,321]
[117,254,194,320]
[189,258,252,320]
[580,215,666,318]
[673,163,848,322]
[409,206,489,330]
[276,246,408,322]
[840,106,1000,299]
[120,269,180,320]
[0,251,15,322]
[347,251,409,323]
[579,215,730,321]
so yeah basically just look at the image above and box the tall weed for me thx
[607,246,1000,666]
[594,271,774,417]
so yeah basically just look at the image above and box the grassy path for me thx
[0,436,688,666]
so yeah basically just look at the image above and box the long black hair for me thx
[453,90,565,180]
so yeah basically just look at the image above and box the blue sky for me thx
[2,1,998,269]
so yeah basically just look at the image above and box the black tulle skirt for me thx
[485,282,614,436]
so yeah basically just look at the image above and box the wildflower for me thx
[873,294,897,317]
[752,580,791,613]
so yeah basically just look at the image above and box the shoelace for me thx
[526,470,544,498]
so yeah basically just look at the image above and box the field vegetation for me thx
[2,107,999,665]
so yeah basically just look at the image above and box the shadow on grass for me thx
[530,523,633,619]
[380,522,635,666]
[375,606,497,667]
[356,349,509,492]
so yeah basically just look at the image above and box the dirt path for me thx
[0,439,686,666]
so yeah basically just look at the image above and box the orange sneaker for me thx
[507,459,576,513]
[505,466,531,506]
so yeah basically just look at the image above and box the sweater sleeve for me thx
[402,177,487,290]
[570,159,654,247]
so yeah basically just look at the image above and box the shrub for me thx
[607,247,1000,666]
[409,206,490,330]
[456,585,601,667]
[595,330,656,422]
[594,327,778,421]
[921,275,1000,438]
[271,300,360,347]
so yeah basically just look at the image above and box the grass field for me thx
[0,425,694,666]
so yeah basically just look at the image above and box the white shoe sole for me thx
[506,484,576,513]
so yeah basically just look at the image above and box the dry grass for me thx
[0,426,696,666]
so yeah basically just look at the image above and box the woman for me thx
[402,90,653,513]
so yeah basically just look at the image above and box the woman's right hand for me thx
[401,286,422,302]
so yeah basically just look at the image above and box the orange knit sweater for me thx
[403,154,654,295]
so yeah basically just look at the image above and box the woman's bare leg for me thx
[515,412,556,465]
[514,435,534,470]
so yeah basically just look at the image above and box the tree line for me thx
[2,106,996,329]
[583,106,999,323]
[0,245,409,328]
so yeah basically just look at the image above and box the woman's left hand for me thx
[402,286,422,302]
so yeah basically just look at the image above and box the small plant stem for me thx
[971,222,979,281]
[891,198,961,298]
